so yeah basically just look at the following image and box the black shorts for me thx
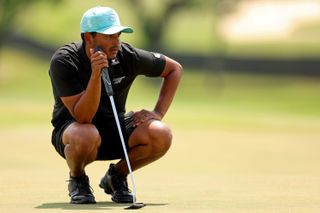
[51,112,135,160]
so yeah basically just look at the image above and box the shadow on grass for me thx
[35,201,168,210]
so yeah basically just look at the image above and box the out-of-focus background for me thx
[1,0,320,212]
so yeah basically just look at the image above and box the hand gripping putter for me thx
[95,47,145,210]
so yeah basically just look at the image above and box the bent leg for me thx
[115,120,172,175]
[62,122,101,177]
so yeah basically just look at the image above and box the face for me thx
[86,32,121,59]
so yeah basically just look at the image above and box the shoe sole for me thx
[111,197,134,203]
[71,200,96,204]
[70,197,96,204]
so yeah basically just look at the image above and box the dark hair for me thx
[81,32,97,42]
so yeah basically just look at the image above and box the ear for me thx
[83,32,94,46]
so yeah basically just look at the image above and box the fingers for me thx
[89,48,94,56]
[132,109,161,127]
[90,48,108,77]
[91,48,108,67]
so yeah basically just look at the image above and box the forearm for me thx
[154,67,182,118]
[73,76,101,123]
[61,46,108,123]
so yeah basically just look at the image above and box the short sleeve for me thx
[121,43,166,77]
[49,50,84,97]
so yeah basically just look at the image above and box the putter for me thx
[95,47,146,210]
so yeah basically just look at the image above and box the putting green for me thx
[1,122,320,212]
[1,47,320,212]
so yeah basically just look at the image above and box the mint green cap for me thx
[80,6,133,34]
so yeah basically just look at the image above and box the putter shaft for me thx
[109,96,137,204]
[95,46,140,206]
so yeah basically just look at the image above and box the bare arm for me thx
[154,56,183,118]
[133,56,183,125]
[61,48,108,123]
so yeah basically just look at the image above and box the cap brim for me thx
[98,26,133,35]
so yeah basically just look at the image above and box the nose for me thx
[112,38,120,46]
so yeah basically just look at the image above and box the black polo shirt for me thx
[49,41,166,128]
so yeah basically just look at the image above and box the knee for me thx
[65,124,101,156]
[149,121,172,155]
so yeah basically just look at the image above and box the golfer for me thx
[49,6,182,204]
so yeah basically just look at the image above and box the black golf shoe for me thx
[67,174,96,204]
[99,164,134,203]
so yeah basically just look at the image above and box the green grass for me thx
[1,125,320,213]
[1,47,320,130]
[2,1,320,211]
[1,47,320,212]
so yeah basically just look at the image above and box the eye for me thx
[113,33,120,38]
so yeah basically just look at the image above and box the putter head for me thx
[125,203,146,210]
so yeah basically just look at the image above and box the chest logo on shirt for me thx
[153,53,161,58]
[113,76,126,84]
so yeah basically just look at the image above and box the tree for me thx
[0,0,62,47]
[125,0,242,50]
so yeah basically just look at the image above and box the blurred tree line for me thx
[0,0,62,47]
[2,0,319,75]
[125,0,241,50]
[0,0,241,50]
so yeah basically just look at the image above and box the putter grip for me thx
[102,68,113,96]
[94,46,114,96]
